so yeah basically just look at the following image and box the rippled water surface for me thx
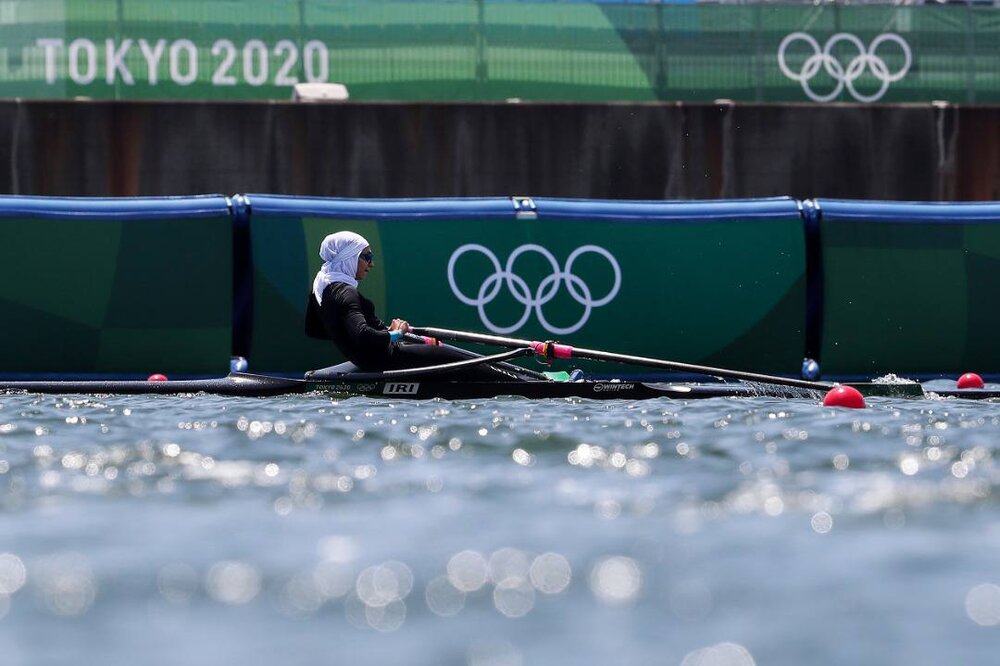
[1,387,999,665]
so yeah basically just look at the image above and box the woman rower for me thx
[305,231,517,380]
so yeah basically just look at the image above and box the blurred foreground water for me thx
[0,386,998,665]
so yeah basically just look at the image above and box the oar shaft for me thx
[372,347,534,378]
[569,347,831,391]
[413,327,534,349]
[412,326,834,392]
[402,331,549,380]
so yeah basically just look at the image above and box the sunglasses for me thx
[360,251,374,264]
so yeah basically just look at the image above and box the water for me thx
[1,387,999,665]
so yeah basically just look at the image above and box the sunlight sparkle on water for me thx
[448,550,489,592]
[425,575,465,617]
[0,553,27,595]
[488,548,531,587]
[965,583,1000,626]
[899,456,920,476]
[811,512,834,534]
[1,388,998,664]
[355,561,414,609]
[681,642,756,666]
[763,495,785,516]
[276,572,325,615]
[345,593,407,632]
[589,556,641,605]
[493,578,535,618]
[205,560,261,605]
[512,448,534,466]
[529,553,572,595]
[34,552,97,616]
[313,560,354,600]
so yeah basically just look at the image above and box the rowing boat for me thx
[0,328,995,401]
[0,373,790,399]
[0,370,995,400]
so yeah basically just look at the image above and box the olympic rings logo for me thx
[447,244,621,335]
[777,32,911,103]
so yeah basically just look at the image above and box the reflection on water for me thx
[0,391,997,665]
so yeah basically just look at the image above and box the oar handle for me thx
[402,332,440,346]
[413,327,535,349]
[411,326,835,393]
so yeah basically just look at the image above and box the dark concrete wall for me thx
[0,101,996,200]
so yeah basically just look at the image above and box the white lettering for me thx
[274,40,298,86]
[593,383,635,393]
[36,38,64,84]
[169,39,197,86]
[383,383,419,396]
[31,36,333,89]
[68,38,97,85]
[106,38,134,85]
[243,39,268,86]
[211,39,237,85]
[303,40,328,82]
[138,39,166,85]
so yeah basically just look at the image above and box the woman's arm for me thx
[342,293,392,352]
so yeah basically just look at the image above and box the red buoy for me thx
[147,373,168,382]
[957,372,984,389]
[823,386,866,409]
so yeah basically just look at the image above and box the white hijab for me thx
[312,231,370,305]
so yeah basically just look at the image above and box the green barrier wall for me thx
[245,196,806,375]
[0,197,233,375]
[817,200,1000,376]
[0,1,996,103]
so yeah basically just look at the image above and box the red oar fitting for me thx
[530,341,574,359]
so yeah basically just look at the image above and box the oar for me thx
[402,333,549,380]
[343,347,536,379]
[412,326,847,394]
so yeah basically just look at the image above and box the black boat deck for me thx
[0,372,998,400]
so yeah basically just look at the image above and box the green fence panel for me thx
[817,200,1000,377]
[528,199,806,374]
[0,196,233,375]
[245,195,806,375]
[0,1,996,102]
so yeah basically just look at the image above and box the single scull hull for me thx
[0,373,995,400]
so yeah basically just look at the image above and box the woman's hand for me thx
[389,319,410,334]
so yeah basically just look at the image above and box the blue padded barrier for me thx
[530,196,801,221]
[243,195,518,220]
[0,195,231,220]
